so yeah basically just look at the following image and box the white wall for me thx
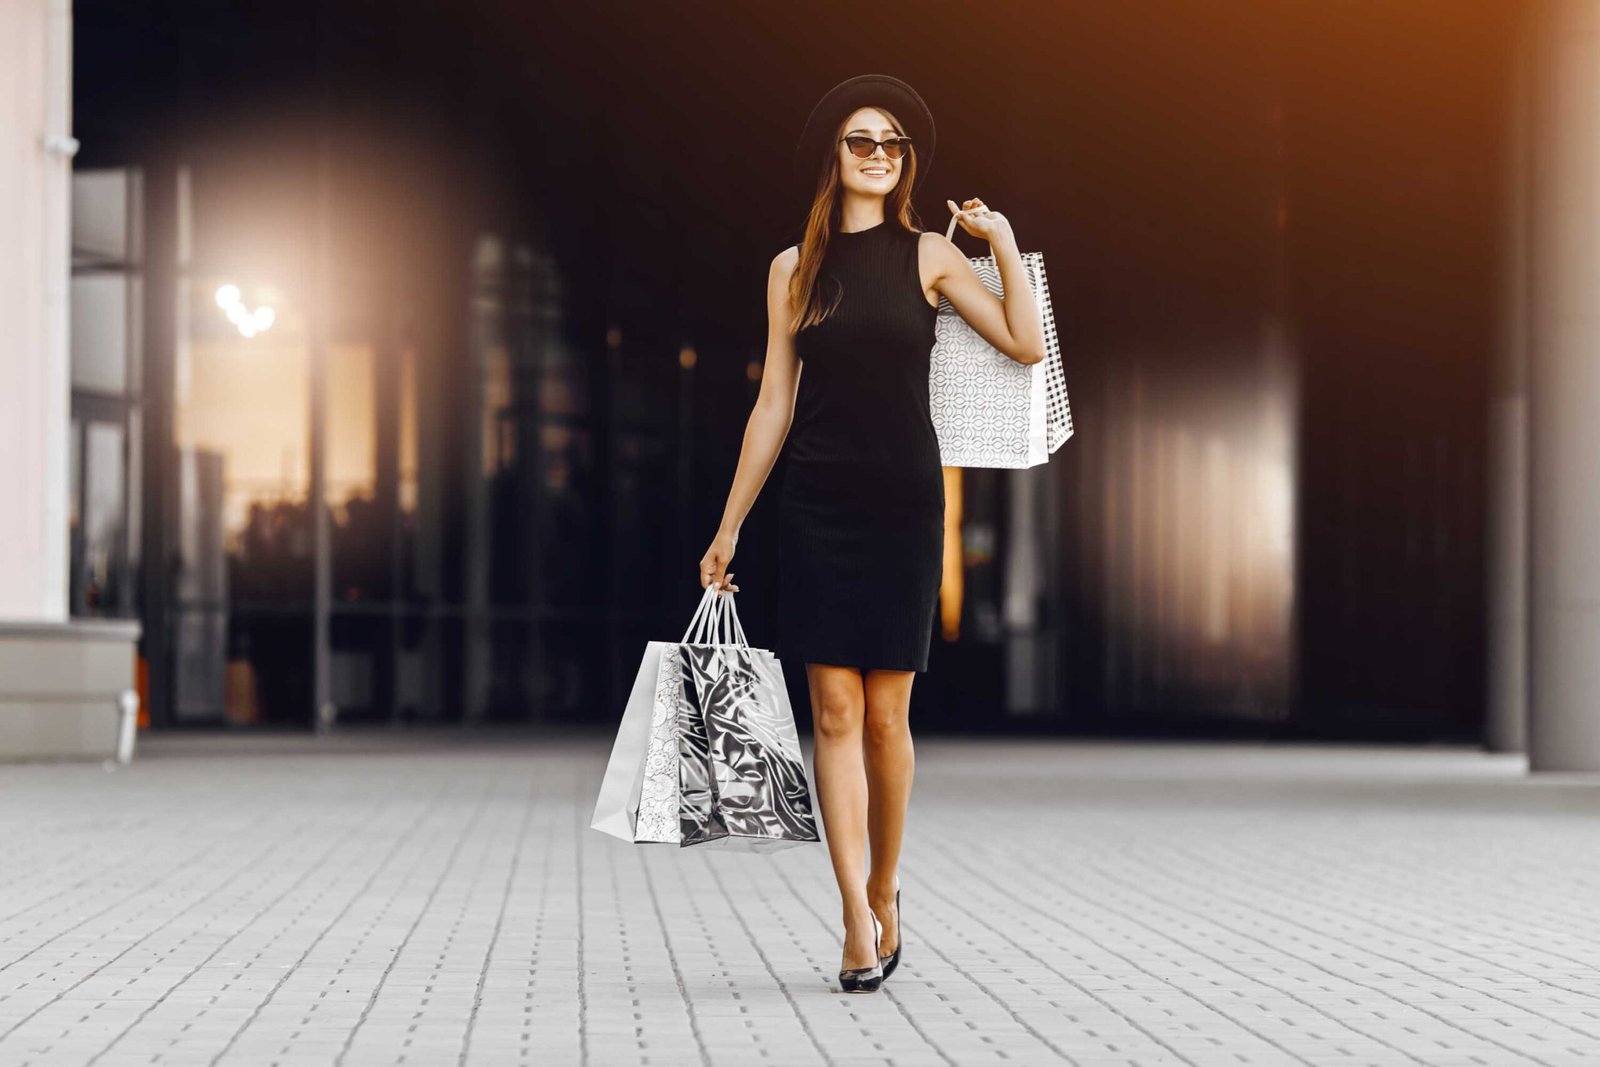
[0,0,72,622]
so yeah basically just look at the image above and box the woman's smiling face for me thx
[836,106,904,197]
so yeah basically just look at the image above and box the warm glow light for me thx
[216,285,276,339]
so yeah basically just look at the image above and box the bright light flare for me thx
[215,284,277,338]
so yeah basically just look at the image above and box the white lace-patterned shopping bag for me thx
[928,210,1073,468]
[591,593,705,844]
[633,644,689,842]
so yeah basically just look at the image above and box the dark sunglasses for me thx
[839,135,913,160]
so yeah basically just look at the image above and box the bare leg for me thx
[863,668,916,958]
[807,662,877,973]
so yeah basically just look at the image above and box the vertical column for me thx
[1526,0,1600,770]
[1488,7,1533,754]
[0,0,72,621]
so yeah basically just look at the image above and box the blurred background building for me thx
[8,0,1599,763]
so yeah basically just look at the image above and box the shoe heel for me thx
[879,884,903,981]
[839,912,884,993]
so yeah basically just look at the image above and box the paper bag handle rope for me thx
[702,587,749,648]
[680,583,751,647]
[682,583,718,643]
[944,208,1043,306]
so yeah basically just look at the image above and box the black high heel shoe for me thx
[839,912,884,994]
[878,880,902,980]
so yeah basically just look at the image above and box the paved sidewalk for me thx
[2,732,1600,1066]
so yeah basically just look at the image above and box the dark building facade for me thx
[67,0,1514,741]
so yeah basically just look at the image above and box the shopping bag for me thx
[590,639,670,843]
[677,588,821,852]
[633,643,692,842]
[641,583,742,844]
[593,584,716,844]
[592,583,821,852]
[928,210,1073,468]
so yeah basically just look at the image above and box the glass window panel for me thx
[224,644,264,726]
[403,340,463,608]
[329,613,390,723]
[71,169,130,264]
[615,430,675,609]
[396,613,462,723]
[328,342,376,507]
[328,342,388,603]
[126,408,142,603]
[484,618,539,722]
[537,424,597,608]
[69,417,82,612]
[538,620,606,723]
[229,607,314,726]
[70,274,129,394]
[175,445,228,605]
[540,341,591,416]
[173,606,228,722]
[399,347,418,516]
[83,421,127,614]
[175,275,310,600]
[126,273,144,397]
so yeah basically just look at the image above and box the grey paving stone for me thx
[1,733,1597,1066]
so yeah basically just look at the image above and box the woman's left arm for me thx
[924,198,1047,365]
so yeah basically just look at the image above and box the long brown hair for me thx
[788,107,925,334]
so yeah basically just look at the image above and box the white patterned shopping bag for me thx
[592,586,715,844]
[928,210,1073,468]
[589,635,668,842]
[633,643,690,842]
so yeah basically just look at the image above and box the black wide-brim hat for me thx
[792,73,936,197]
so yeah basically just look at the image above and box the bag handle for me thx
[703,587,750,648]
[681,583,720,643]
[720,591,750,648]
[680,582,751,647]
[947,210,1042,295]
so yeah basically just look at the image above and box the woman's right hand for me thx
[699,530,739,597]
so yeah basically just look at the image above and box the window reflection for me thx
[174,276,309,546]
[83,423,128,612]
[138,161,674,727]
[327,341,384,604]
[68,166,143,620]
[172,271,312,722]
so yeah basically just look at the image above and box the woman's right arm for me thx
[699,245,803,594]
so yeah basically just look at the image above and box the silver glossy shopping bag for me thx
[676,588,821,852]
[592,584,820,851]
[928,210,1073,468]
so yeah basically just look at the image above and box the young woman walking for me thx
[698,73,1048,994]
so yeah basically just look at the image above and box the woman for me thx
[698,74,1048,994]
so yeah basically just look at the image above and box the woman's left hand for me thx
[946,197,1011,242]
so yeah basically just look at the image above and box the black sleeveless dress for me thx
[776,220,945,672]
